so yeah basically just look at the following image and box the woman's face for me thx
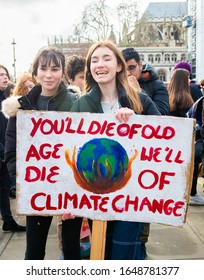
[0,67,9,91]
[23,80,35,95]
[90,46,122,86]
[37,60,63,94]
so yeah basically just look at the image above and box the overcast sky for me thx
[0,0,185,78]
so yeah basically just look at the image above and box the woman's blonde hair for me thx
[85,40,143,113]
[12,73,36,96]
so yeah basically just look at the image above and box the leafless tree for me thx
[117,0,139,32]
[74,0,111,42]
[50,0,140,45]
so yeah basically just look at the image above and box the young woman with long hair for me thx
[62,40,161,260]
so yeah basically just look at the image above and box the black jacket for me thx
[190,83,203,102]
[138,64,169,115]
[0,90,7,160]
[187,96,204,141]
[170,107,191,118]
[71,84,161,116]
[2,83,78,185]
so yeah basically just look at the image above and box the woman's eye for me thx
[52,68,59,71]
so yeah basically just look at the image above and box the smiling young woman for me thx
[1,47,78,260]
[60,40,161,260]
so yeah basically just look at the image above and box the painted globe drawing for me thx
[65,138,138,194]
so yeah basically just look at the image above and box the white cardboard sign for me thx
[16,111,194,226]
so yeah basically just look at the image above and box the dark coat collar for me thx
[86,84,131,110]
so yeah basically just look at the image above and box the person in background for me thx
[57,54,90,260]
[2,72,36,199]
[4,82,15,98]
[173,61,202,102]
[2,47,78,259]
[13,72,36,96]
[121,47,169,258]
[168,68,194,117]
[65,54,85,93]
[172,62,204,205]
[187,96,204,206]
[4,82,16,199]
[121,47,169,116]
[199,79,204,95]
[0,64,26,232]
[62,40,161,260]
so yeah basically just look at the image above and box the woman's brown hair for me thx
[31,46,65,79]
[85,40,143,113]
[168,68,194,112]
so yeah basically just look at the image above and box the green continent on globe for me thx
[76,138,128,184]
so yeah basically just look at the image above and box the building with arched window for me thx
[120,1,188,81]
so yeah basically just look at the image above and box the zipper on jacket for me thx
[45,87,64,111]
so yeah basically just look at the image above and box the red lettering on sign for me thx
[24,166,59,183]
[79,194,92,209]
[26,143,63,161]
[138,169,175,190]
[29,192,184,218]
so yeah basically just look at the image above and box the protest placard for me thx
[17,111,195,227]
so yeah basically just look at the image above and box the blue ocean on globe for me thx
[76,138,128,183]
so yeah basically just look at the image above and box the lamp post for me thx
[11,38,16,83]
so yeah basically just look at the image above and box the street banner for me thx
[16,111,195,226]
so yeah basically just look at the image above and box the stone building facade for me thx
[120,1,188,82]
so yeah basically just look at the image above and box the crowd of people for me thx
[0,41,204,260]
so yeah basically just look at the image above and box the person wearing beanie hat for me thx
[173,61,192,75]
[168,68,204,205]
[173,61,202,102]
